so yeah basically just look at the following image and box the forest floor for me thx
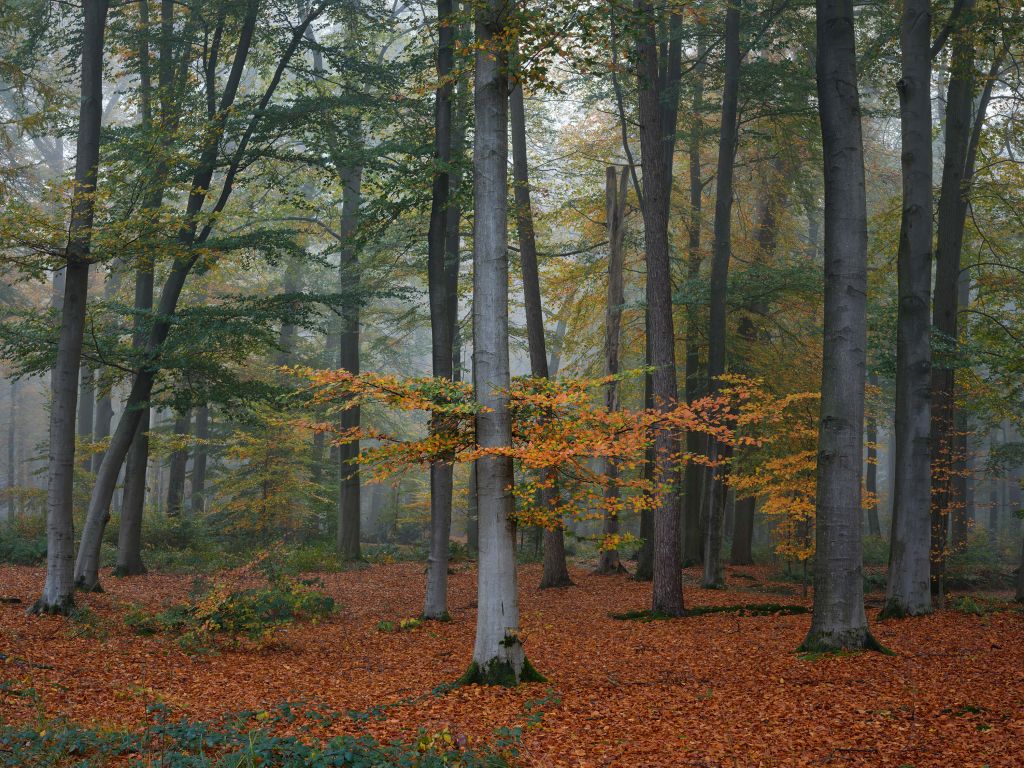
[2,560,1023,767]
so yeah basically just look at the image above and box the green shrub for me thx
[125,565,335,652]
[946,530,1014,590]
[862,535,890,567]
[0,516,47,565]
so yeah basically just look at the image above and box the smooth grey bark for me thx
[510,79,572,590]
[6,379,16,519]
[275,259,301,365]
[165,412,191,516]
[424,0,458,619]
[32,0,109,614]
[115,407,148,577]
[703,0,741,590]
[190,405,210,515]
[77,367,95,470]
[799,0,876,652]
[463,0,536,685]
[597,166,629,576]
[884,0,934,619]
[336,161,363,560]
[76,1,316,590]
[683,42,707,567]
[930,1,1000,600]
[636,0,683,616]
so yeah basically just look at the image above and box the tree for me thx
[31,0,110,614]
[462,0,541,684]
[596,165,629,576]
[703,0,741,589]
[635,0,684,616]
[424,0,459,619]
[883,0,933,619]
[799,0,876,653]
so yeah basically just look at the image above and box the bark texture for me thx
[799,0,875,652]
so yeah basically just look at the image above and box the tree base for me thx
[538,573,574,589]
[594,561,630,576]
[456,656,546,687]
[74,577,104,594]
[28,595,76,616]
[114,562,147,578]
[422,611,451,622]
[877,598,931,621]
[797,628,891,655]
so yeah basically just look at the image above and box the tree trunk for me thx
[930,0,1000,603]
[165,411,190,516]
[510,76,572,590]
[462,0,538,685]
[5,379,16,520]
[116,406,149,577]
[799,0,875,652]
[865,406,881,537]
[336,162,363,560]
[597,166,629,576]
[424,0,457,619]
[191,405,209,515]
[77,367,95,470]
[635,311,655,582]
[883,0,934,619]
[683,42,707,568]
[1016,531,1024,603]
[33,0,109,614]
[636,0,683,616]
[703,0,741,590]
[730,496,755,565]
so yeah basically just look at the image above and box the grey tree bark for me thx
[424,0,458,619]
[32,0,109,614]
[510,77,572,589]
[636,0,684,616]
[683,42,707,568]
[191,405,210,515]
[462,0,539,685]
[703,0,741,590]
[336,160,363,560]
[597,166,629,576]
[165,411,191,516]
[6,379,16,519]
[77,367,95,470]
[884,0,934,619]
[865,404,881,538]
[799,0,876,652]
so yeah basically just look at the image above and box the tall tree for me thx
[799,0,876,652]
[635,0,683,616]
[75,1,323,590]
[596,165,629,575]
[883,0,934,619]
[190,405,210,515]
[32,0,109,614]
[6,379,16,519]
[462,0,540,684]
[510,76,572,589]
[165,411,191,516]
[424,0,458,619]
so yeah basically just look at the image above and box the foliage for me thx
[125,554,335,652]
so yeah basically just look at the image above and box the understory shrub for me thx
[126,559,335,651]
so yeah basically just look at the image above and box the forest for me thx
[1,0,1023,764]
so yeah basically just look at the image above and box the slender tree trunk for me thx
[5,379,16,520]
[424,0,457,619]
[1015,531,1024,603]
[116,406,149,577]
[191,405,209,515]
[931,4,1003,602]
[462,0,538,685]
[730,495,754,565]
[77,367,95,470]
[799,0,876,652]
[336,162,363,560]
[703,0,741,590]
[635,312,655,582]
[510,76,572,589]
[865,412,881,537]
[165,411,190,516]
[597,166,629,575]
[683,43,707,567]
[636,0,683,616]
[883,0,934,619]
[32,0,109,614]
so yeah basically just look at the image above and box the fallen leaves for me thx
[2,561,1024,767]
